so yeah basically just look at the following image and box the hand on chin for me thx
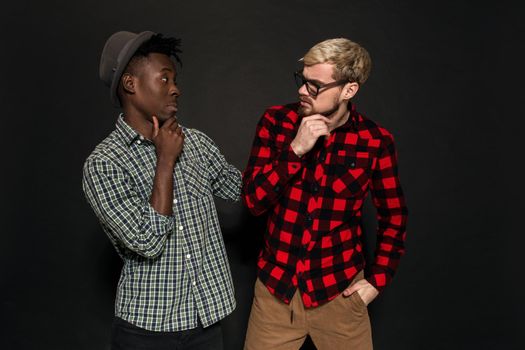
[298,105,313,117]
[154,113,176,125]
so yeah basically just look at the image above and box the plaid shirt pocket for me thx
[331,149,373,198]
[183,160,210,198]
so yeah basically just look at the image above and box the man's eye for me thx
[161,77,168,83]
[307,82,318,89]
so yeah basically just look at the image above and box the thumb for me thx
[152,116,159,138]
[343,285,357,297]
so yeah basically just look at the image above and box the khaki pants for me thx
[244,271,372,350]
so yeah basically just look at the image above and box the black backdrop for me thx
[1,1,524,349]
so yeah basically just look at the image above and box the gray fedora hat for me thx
[99,30,156,107]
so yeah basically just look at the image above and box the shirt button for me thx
[186,254,191,259]
[274,185,281,192]
[179,225,183,231]
[137,140,142,145]
[139,135,144,140]
[305,214,312,225]
[173,198,178,204]
[192,281,197,286]
[350,162,356,168]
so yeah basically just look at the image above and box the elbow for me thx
[248,206,267,216]
[241,182,268,216]
[134,241,166,259]
[242,195,268,216]
[232,188,242,202]
[121,229,168,259]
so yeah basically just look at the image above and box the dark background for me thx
[1,0,524,349]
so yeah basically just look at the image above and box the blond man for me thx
[242,38,408,349]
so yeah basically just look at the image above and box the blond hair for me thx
[301,38,372,85]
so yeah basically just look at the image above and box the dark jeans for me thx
[111,317,223,350]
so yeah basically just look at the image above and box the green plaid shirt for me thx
[82,115,241,331]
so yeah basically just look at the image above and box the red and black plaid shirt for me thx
[242,102,408,308]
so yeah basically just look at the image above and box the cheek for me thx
[145,86,166,105]
[312,95,332,109]
[141,78,162,93]
[333,92,342,105]
[146,83,161,95]
[309,94,339,114]
[136,83,153,99]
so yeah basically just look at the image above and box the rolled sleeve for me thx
[82,158,173,258]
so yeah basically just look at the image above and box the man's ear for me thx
[121,73,136,94]
[342,82,359,100]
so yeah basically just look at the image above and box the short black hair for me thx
[134,33,182,63]
[125,33,182,74]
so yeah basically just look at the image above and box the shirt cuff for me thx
[146,203,174,236]
[278,144,303,177]
[365,266,392,294]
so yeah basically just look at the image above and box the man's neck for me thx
[122,108,153,140]
[326,107,350,133]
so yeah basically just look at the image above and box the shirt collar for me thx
[335,102,359,132]
[115,113,143,146]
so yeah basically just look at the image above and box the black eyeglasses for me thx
[294,71,348,97]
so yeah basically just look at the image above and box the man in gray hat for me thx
[82,31,241,350]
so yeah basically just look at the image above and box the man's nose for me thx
[298,83,309,97]
[171,84,181,97]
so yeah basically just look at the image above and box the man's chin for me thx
[298,106,312,117]
[154,113,176,124]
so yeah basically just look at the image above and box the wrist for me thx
[290,140,304,157]
[156,154,176,168]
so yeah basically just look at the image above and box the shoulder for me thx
[83,131,126,172]
[183,127,215,147]
[264,103,299,115]
[356,112,395,143]
[261,103,300,124]
[180,127,220,161]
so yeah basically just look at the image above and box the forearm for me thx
[367,134,408,292]
[83,159,174,259]
[103,201,173,258]
[366,207,408,292]
[149,156,176,215]
[242,144,302,215]
[242,109,306,215]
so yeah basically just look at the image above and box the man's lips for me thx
[167,104,178,112]
[299,98,312,106]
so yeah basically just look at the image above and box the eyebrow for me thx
[303,74,326,85]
